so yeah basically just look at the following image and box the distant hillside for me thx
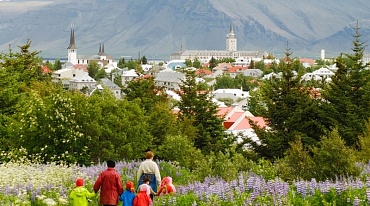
[0,0,370,59]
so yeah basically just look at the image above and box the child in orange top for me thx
[157,176,176,196]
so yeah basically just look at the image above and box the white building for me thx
[121,69,139,86]
[154,71,185,91]
[170,25,266,63]
[69,73,96,91]
[212,89,250,101]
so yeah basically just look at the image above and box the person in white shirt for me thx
[136,151,161,201]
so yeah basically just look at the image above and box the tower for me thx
[226,24,237,52]
[67,27,78,64]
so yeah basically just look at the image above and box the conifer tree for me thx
[177,70,230,154]
[322,21,370,146]
[248,48,333,159]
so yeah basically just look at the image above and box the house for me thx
[301,73,322,81]
[69,73,96,91]
[121,69,139,86]
[165,60,186,70]
[212,89,250,101]
[217,106,267,146]
[52,67,88,89]
[195,68,213,77]
[241,69,263,78]
[100,78,121,99]
[154,71,185,90]
[312,67,334,79]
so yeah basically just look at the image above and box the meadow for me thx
[1,160,370,206]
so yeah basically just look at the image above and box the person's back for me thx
[94,160,123,206]
[69,178,95,206]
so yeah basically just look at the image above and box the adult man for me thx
[94,160,123,206]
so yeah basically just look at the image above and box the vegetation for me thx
[1,25,370,206]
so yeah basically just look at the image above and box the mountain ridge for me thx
[0,0,370,59]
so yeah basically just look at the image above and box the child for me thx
[119,181,136,206]
[133,184,153,206]
[69,178,95,206]
[140,177,156,200]
[157,176,176,196]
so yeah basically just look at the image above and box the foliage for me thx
[2,160,370,206]
[356,119,370,163]
[311,129,360,181]
[248,58,332,160]
[321,23,370,147]
[277,137,314,181]
[177,70,231,154]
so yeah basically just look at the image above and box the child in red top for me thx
[157,176,176,196]
[133,184,153,206]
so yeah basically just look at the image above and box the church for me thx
[66,28,118,69]
[169,25,266,64]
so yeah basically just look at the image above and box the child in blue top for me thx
[119,181,136,206]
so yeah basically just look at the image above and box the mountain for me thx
[1,0,370,59]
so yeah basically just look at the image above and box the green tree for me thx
[0,40,44,85]
[118,57,126,68]
[214,74,237,89]
[248,51,333,160]
[312,129,360,181]
[209,56,217,69]
[87,61,100,80]
[177,70,231,154]
[8,82,87,164]
[54,59,62,70]
[192,58,201,69]
[321,23,370,146]
[157,134,203,169]
[141,55,148,64]
[277,137,314,181]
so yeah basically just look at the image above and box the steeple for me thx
[67,27,77,49]
[98,43,102,55]
[229,23,234,35]
[101,43,105,55]
[98,43,106,56]
[226,23,237,52]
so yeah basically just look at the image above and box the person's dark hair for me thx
[107,160,115,168]
[143,177,150,183]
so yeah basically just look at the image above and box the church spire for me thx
[229,23,234,35]
[99,43,106,56]
[98,43,102,55]
[67,27,77,49]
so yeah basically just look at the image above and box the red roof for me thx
[41,65,52,74]
[73,64,88,72]
[195,69,212,75]
[299,58,315,65]
[226,66,248,73]
[217,107,234,117]
[233,116,266,130]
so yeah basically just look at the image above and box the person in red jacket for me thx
[133,184,153,206]
[94,160,123,206]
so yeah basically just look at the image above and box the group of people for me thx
[69,151,176,206]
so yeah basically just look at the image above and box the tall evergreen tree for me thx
[322,22,370,146]
[177,70,230,154]
[248,49,333,159]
